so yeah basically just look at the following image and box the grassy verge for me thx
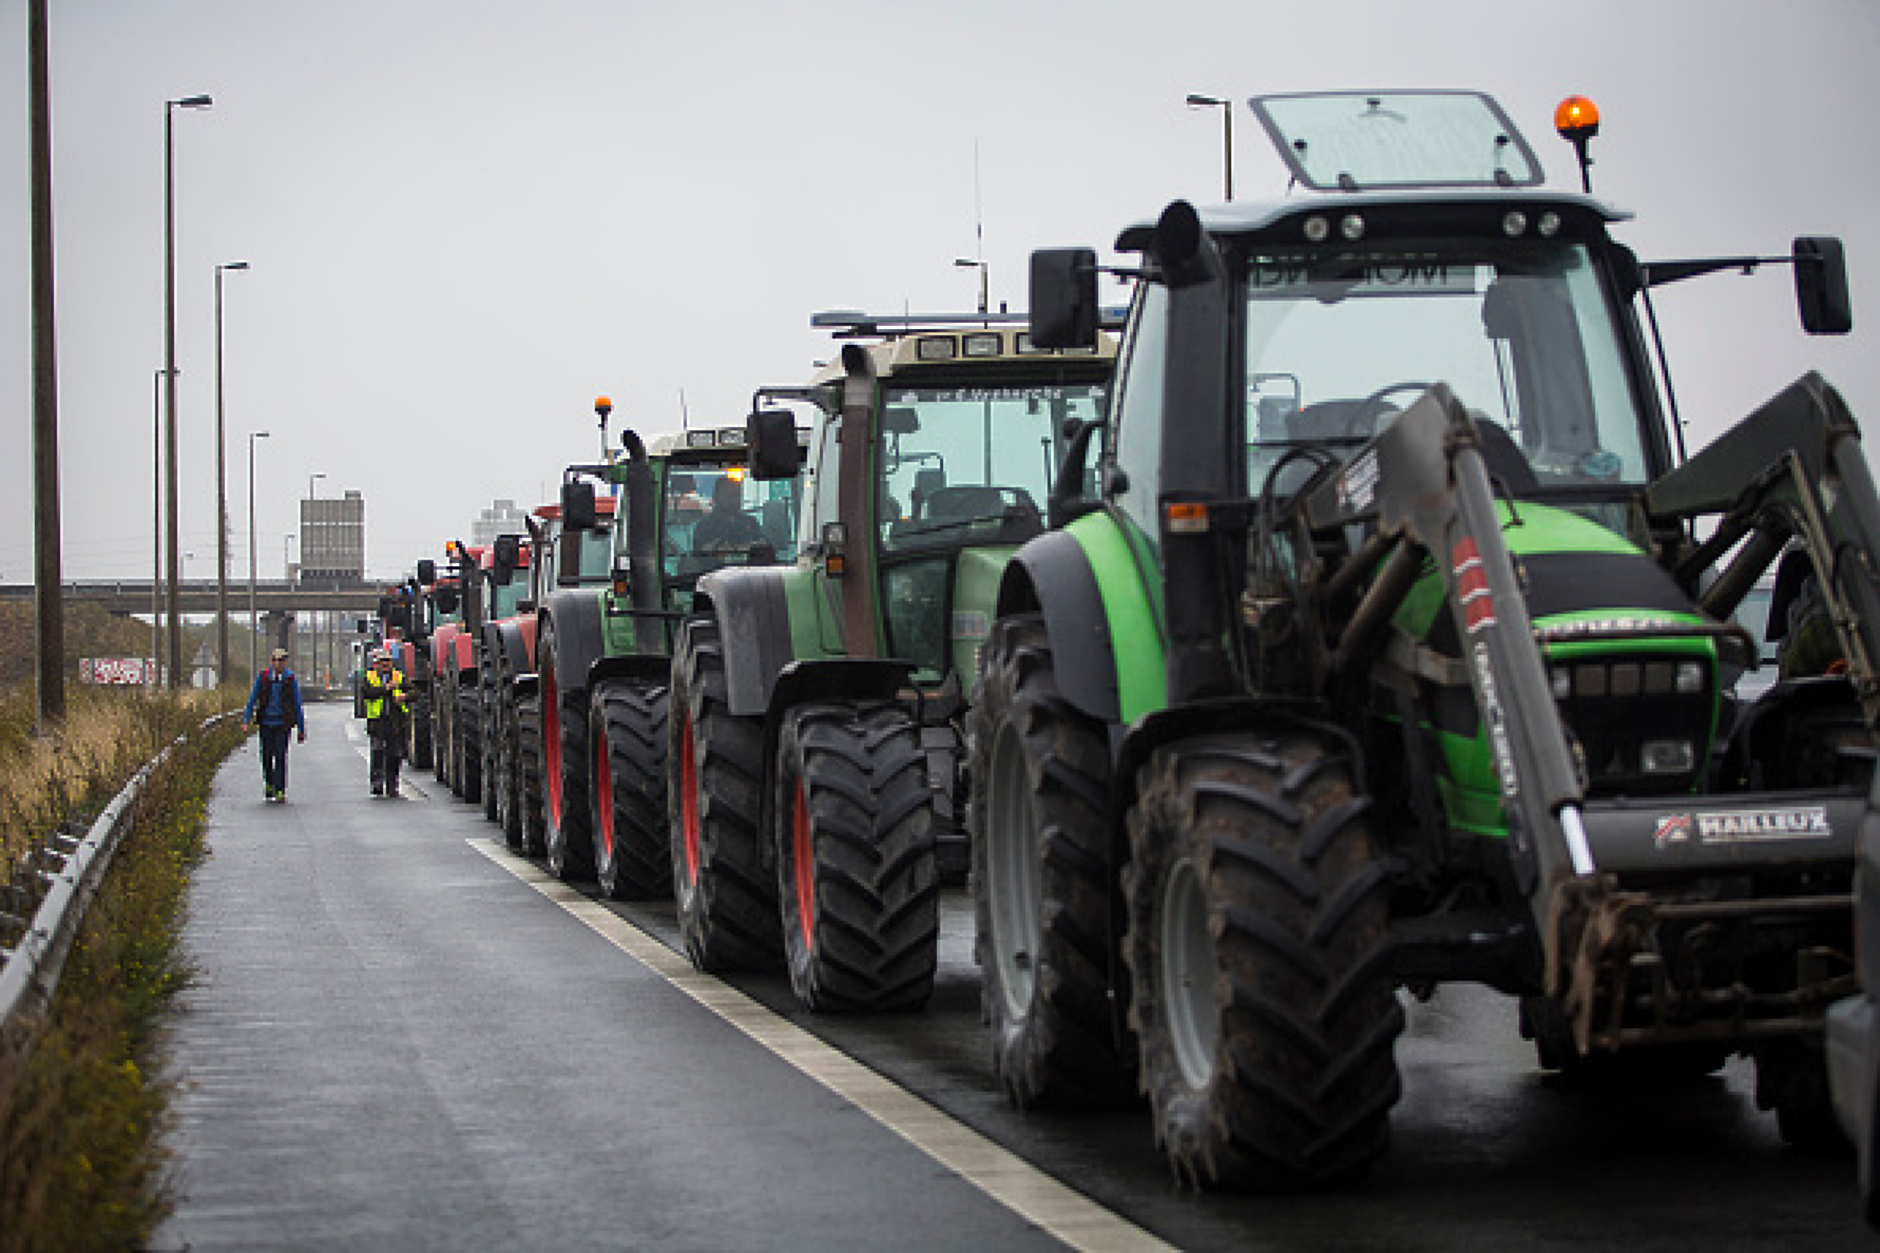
[0,691,241,1253]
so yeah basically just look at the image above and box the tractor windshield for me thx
[488,578,528,620]
[663,466,798,578]
[876,382,1107,550]
[1243,242,1649,498]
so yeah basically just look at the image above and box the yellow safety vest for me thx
[363,668,407,721]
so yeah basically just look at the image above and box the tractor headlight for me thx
[1641,739,1696,775]
[1675,661,1706,695]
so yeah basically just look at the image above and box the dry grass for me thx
[0,687,217,877]
[0,692,239,1253]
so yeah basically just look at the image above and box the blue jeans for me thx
[259,724,292,793]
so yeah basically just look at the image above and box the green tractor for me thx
[542,400,807,900]
[669,314,1115,1012]
[977,89,1874,1187]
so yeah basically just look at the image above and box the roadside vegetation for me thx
[0,680,241,1252]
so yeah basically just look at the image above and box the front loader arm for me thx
[1649,372,1880,727]
[1301,385,1600,991]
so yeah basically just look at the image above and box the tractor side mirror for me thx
[416,558,437,586]
[561,478,598,531]
[1030,248,1098,350]
[492,535,520,584]
[1794,236,1852,335]
[748,407,803,481]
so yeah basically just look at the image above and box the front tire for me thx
[1124,729,1403,1189]
[590,678,671,900]
[668,618,777,971]
[970,615,1133,1106]
[776,703,937,1012]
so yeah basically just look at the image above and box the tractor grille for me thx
[1550,655,1712,796]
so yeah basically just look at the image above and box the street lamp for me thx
[152,368,169,683]
[305,473,325,684]
[247,430,269,684]
[1185,92,1233,201]
[215,259,249,692]
[953,257,990,317]
[164,92,212,688]
[282,533,297,671]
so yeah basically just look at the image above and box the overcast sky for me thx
[5,0,1878,582]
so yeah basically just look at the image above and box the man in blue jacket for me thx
[242,647,307,802]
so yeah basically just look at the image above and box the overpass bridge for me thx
[0,577,388,618]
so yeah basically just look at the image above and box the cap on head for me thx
[271,648,289,662]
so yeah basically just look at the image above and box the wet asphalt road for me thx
[157,702,1875,1251]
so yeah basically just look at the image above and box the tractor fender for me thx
[995,528,1122,723]
[588,653,671,690]
[1113,700,1364,814]
[696,566,798,719]
[488,619,533,686]
[452,630,476,678]
[539,589,607,697]
[430,624,458,677]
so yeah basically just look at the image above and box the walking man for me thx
[242,647,307,803]
[361,650,409,796]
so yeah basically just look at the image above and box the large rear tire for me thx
[539,624,595,883]
[483,683,505,825]
[775,703,937,1012]
[1124,730,1403,1189]
[407,688,434,770]
[970,615,1134,1107]
[516,692,547,858]
[590,678,671,901]
[458,682,483,804]
[433,680,451,784]
[669,618,778,971]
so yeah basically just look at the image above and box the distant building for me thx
[301,490,366,583]
[472,498,528,547]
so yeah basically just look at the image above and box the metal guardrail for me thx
[0,713,234,1042]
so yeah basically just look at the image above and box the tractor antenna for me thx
[679,388,691,431]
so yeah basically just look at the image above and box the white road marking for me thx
[466,837,1174,1253]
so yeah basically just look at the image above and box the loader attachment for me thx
[1649,372,1880,729]
[1299,386,1604,989]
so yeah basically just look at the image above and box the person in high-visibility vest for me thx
[361,649,410,796]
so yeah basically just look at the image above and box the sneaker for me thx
[371,782,383,796]
[276,791,287,804]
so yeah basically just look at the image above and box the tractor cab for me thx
[748,314,1115,688]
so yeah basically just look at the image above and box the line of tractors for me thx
[361,91,1880,1197]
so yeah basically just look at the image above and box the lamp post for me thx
[247,430,269,684]
[952,257,989,317]
[1185,92,1233,201]
[305,473,325,681]
[152,367,168,683]
[164,92,212,688]
[214,260,248,692]
[283,532,296,671]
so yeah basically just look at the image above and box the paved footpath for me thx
[154,702,1078,1252]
